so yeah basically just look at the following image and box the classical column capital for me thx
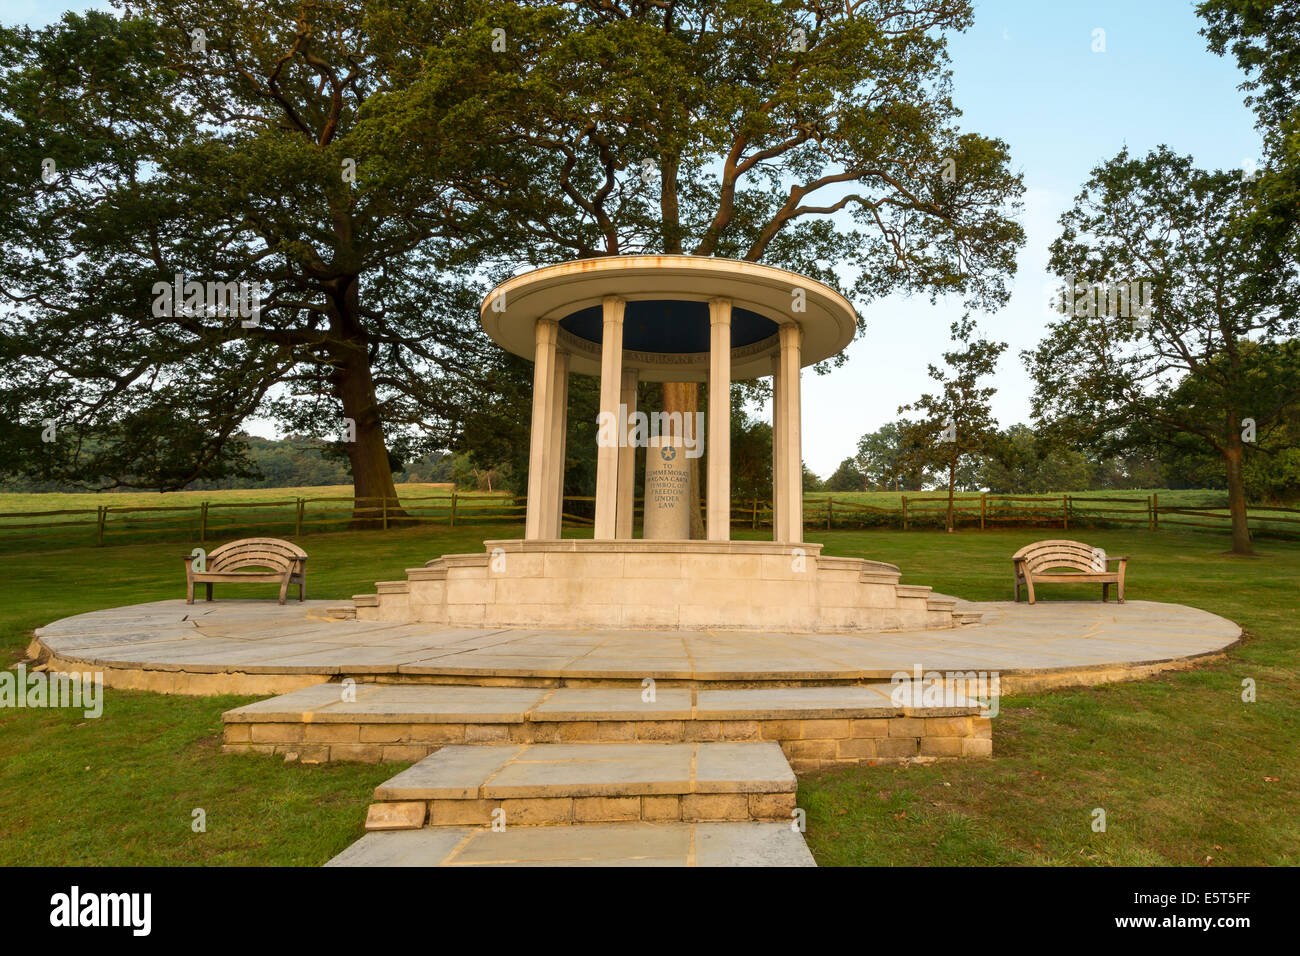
[602,295,627,320]
[708,297,733,325]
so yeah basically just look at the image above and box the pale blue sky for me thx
[3,1,1263,473]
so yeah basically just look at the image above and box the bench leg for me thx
[1102,583,1110,603]
[298,576,306,602]
[278,577,289,606]
[186,578,194,605]
[205,582,213,602]
[1117,576,1125,604]
[1013,577,1021,602]
[1025,578,1036,605]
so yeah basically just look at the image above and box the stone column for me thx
[616,366,639,539]
[707,298,732,541]
[545,349,569,538]
[779,322,804,543]
[771,352,787,541]
[593,295,625,539]
[525,318,559,540]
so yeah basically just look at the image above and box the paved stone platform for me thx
[326,821,816,867]
[221,681,992,769]
[28,596,1243,867]
[32,598,1243,695]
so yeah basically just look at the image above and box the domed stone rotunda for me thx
[354,255,963,633]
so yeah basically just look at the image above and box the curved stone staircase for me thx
[349,539,979,632]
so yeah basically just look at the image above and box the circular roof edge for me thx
[478,255,857,380]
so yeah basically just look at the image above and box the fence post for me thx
[1152,492,1159,531]
[96,506,106,546]
[295,498,304,537]
[450,491,458,528]
[382,495,389,530]
[1063,494,1069,531]
[1147,494,1154,531]
[827,496,833,530]
[901,496,908,531]
[752,498,758,530]
[980,493,986,531]
[200,502,208,544]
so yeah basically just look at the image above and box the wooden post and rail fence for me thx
[0,490,1297,550]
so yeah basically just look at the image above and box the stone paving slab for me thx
[372,741,794,801]
[38,628,204,652]
[35,598,1242,689]
[325,821,815,867]
[531,687,694,720]
[377,745,525,800]
[693,742,796,794]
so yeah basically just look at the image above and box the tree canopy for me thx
[0,0,1024,510]
[1027,147,1300,553]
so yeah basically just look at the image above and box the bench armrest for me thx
[1106,555,1129,564]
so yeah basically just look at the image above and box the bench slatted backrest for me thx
[207,538,307,573]
[1012,539,1101,574]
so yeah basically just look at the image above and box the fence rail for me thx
[1,490,1296,551]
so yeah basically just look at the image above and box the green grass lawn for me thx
[0,481,510,512]
[1,520,1296,865]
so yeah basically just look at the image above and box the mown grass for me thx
[1,520,1296,865]
[0,482,511,512]
[786,527,1300,867]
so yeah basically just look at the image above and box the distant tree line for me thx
[0,434,462,493]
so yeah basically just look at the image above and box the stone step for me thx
[327,821,815,867]
[363,741,797,828]
[406,566,446,581]
[222,682,993,769]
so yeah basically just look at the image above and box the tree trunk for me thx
[662,381,704,538]
[1224,440,1252,555]
[333,341,404,524]
[325,272,404,526]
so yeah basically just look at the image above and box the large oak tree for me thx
[393,0,1025,532]
[1027,148,1300,554]
[1,0,1023,520]
[0,1,515,508]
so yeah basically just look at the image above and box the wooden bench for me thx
[185,538,307,605]
[1012,539,1128,604]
